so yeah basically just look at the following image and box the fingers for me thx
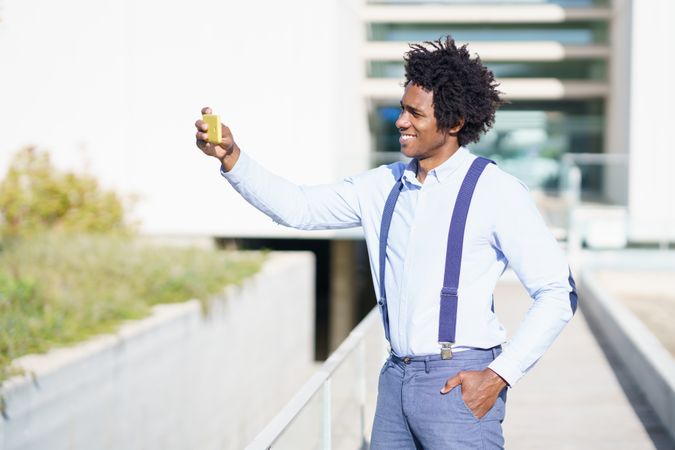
[195,114,208,142]
[440,373,462,394]
[201,106,212,115]
[195,119,208,131]
[195,131,209,141]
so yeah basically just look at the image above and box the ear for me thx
[448,117,465,134]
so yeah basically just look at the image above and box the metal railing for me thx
[246,308,387,450]
[559,152,629,203]
[559,153,631,253]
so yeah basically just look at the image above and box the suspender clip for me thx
[440,342,454,360]
[440,287,458,298]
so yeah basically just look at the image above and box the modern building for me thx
[360,0,674,249]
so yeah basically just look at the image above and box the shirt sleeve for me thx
[486,173,577,387]
[220,152,362,230]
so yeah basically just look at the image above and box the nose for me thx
[395,110,410,130]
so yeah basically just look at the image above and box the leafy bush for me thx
[0,147,132,238]
[0,147,266,384]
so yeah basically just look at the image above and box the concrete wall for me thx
[0,0,366,238]
[0,252,316,450]
[579,267,675,443]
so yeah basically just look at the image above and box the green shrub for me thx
[0,147,266,384]
[0,147,132,238]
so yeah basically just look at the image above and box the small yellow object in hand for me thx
[202,114,222,144]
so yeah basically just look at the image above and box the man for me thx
[195,36,576,449]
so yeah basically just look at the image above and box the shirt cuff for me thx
[219,151,251,183]
[487,351,525,388]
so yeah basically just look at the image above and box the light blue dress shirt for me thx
[221,146,576,386]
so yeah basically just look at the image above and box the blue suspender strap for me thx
[378,178,404,342]
[438,157,495,345]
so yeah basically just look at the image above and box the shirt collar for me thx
[401,146,470,185]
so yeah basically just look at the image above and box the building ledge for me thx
[363,41,610,61]
[361,5,611,23]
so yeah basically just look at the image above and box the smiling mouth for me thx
[399,134,417,144]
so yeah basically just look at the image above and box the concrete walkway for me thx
[495,273,673,449]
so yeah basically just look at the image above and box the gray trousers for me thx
[370,347,507,449]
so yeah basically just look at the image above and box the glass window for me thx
[369,22,609,44]
[368,59,607,80]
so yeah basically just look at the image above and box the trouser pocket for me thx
[456,383,507,422]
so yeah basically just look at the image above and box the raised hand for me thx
[195,106,240,171]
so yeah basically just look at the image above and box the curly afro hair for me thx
[403,36,504,146]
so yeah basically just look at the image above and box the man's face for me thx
[395,83,453,160]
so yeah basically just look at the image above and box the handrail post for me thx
[322,379,332,450]
[566,164,582,257]
[247,308,382,450]
[358,340,367,449]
